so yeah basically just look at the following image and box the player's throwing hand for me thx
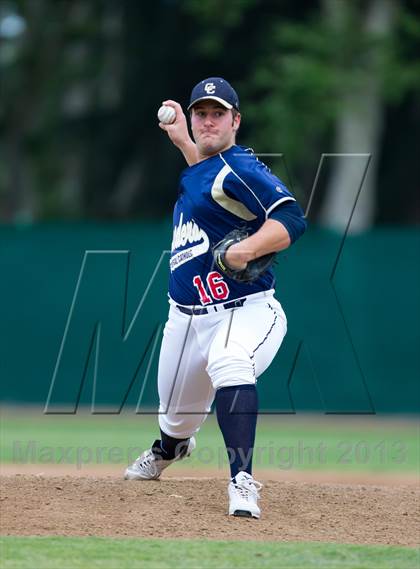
[158,100,198,165]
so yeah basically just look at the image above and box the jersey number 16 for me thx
[193,272,230,305]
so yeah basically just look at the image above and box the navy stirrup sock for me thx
[152,430,190,460]
[215,384,258,478]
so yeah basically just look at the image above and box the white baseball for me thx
[157,105,176,125]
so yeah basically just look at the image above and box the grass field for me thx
[1,537,419,569]
[1,410,418,569]
[1,410,418,474]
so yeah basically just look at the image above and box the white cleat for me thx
[124,437,196,481]
[228,471,263,519]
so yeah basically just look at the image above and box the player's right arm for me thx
[159,100,199,166]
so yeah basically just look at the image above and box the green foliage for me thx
[0,0,111,219]
[381,7,420,101]
[184,0,255,28]
[1,537,418,569]
[183,0,420,190]
[243,19,340,164]
[0,0,419,220]
[183,0,256,55]
[241,3,420,175]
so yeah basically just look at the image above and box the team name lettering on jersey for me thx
[170,212,210,272]
[168,146,295,304]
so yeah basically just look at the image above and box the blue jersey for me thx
[169,145,297,306]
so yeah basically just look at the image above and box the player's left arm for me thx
[225,201,307,269]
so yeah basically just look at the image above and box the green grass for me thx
[0,537,419,569]
[1,410,418,474]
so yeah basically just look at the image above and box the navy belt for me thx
[176,297,247,316]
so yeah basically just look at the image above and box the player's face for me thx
[190,101,241,158]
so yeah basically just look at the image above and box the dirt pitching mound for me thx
[1,475,418,546]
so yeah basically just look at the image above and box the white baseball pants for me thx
[157,290,287,438]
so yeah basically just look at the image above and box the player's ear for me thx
[232,110,241,130]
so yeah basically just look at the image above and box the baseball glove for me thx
[212,228,276,283]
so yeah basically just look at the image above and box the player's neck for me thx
[197,142,235,163]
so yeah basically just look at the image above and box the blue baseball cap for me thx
[187,77,239,111]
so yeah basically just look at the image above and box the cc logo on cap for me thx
[204,82,216,94]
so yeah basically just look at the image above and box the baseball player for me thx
[125,78,307,519]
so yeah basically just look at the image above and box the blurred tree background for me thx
[0,0,419,227]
